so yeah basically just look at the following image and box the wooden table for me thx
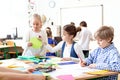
[0,58,118,80]
[46,59,119,80]
[75,71,118,80]
[0,45,23,59]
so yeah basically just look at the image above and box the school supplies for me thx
[30,37,42,49]
[85,70,109,75]
[57,75,74,80]
[58,61,77,65]
[35,63,56,73]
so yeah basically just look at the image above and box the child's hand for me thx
[27,42,32,47]
[80,61,86,67]
[88,64,96,68]
[37,35,47,46]
[27,68,35,73]
[37,35,42,41]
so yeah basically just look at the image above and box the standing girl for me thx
[22,13,48,56]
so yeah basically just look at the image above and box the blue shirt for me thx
[85,43,120,80]
[46,38,57,56]
[48,38,57,45]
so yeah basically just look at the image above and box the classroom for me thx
[0,0,120,80]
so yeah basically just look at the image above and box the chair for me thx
[0,41,4,59]
[5,40,21,58]
[54,36,62,44]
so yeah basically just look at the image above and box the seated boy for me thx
[80,26,120,80]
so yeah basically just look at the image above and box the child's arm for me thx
[0,67,27,73]
[0,67,45,80]
[80,61,87,67]
[0,72,45,80]
[74,43,85,62]
[45,41,63,53]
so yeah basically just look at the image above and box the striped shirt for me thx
[85,43,120,80]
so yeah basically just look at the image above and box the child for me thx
[45,24,85,61]
[80,26,120,80]
[22,13,48,57]
[46,27,57,56]
[46,27,57,46]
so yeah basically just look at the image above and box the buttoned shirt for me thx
[85,43,120,80]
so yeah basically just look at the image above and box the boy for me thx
[80,26,120,80]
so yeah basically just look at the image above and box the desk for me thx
[47,62,118,80]
[0,58,118,80]
[0,45,13,48]
[0,45,23,59]
[75,71,118,80]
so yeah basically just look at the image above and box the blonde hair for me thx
[94,26,114,42]
[29,13,42,27]
[32,13,41,21]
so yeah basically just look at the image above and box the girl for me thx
[22,13,48,57]
[45,24,85,61]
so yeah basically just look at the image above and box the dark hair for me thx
[46,27,51,30]
[63,24,76,37]
[76,26,81,32]
[80,21,87,27]
[46,29,52,37]
[46,27,52,37]
[70,22,75,26]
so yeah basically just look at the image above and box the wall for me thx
[0,0,28,38]
[36,0,120,50]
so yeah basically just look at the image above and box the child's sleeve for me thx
[96,51,120,72]
[74,43,85,60]
[85,49,98,66]
[22,30,30,49]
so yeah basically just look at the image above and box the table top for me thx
[0,45,13,48]
[0,58,118,80]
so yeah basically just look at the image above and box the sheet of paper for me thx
[49,63,102,79]
[57,75,74,80]
[85,70,109,75]
[0,59,29,70]
[30,37,42,49]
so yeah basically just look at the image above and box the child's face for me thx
[62,30,73,42]
[96,38,111,48]
[32,18,42,31]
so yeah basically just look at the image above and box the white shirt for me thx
[75,27,93,50]
[45,41,85,61]
[22,28,48,56]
